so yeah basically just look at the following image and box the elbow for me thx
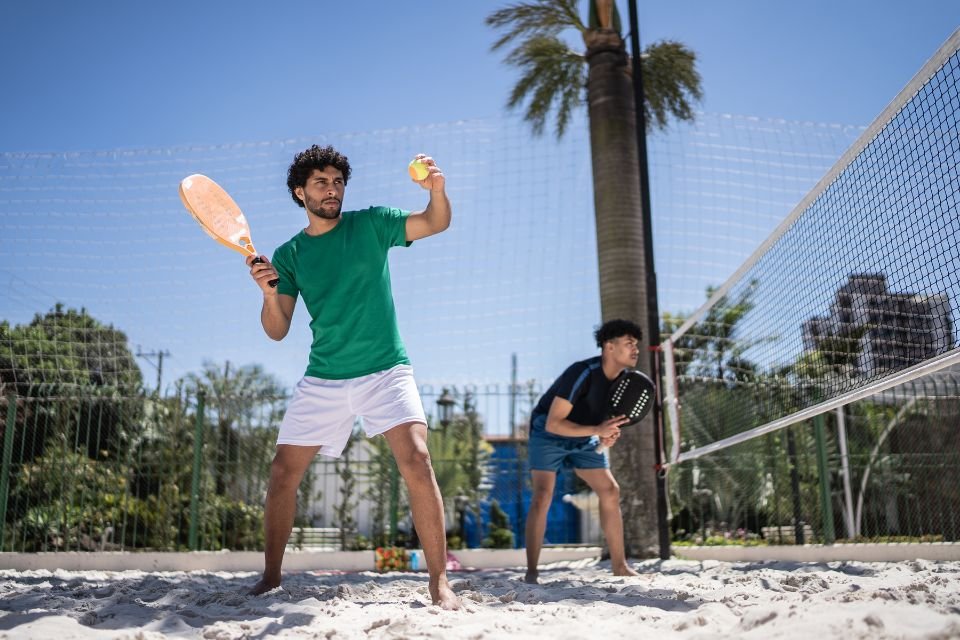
[433,215,451,234]
[264,325,290,341]
[544,418,560,435]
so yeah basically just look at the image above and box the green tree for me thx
[427,390,493,547]
[182,361,286,500]
[662,280,764,383]
[363,435,401,548]
[333,427,360,549]
[488,0,702,555]
[0,303,142,394]
[10,440,159,551]
[177,362,285,550]
[0,304,144,462]
[662,284,771,540]
[482,499,516,549]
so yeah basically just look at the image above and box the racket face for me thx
[179,174,257,257]
[607,370,655,426]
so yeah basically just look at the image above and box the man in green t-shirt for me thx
[245,144,459,609]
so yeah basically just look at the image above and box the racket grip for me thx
[252,256,279,288]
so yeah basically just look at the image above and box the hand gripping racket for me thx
[178,174,278,287]
[596,369,656,454]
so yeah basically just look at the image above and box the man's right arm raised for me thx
[246,254,295,340]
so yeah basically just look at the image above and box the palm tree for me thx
[487,0,702,556]
[184,361,286,499]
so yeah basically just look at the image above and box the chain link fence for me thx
[5,371,950,554]
[668,370,960,546]
[0,383,591,553]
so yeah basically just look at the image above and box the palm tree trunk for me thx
[586,29,658,557]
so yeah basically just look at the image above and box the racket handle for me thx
[252,256,279,288]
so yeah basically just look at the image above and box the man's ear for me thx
[295,187,305,203]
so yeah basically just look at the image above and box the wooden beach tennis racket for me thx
[596,369,656,454]
[178,174,278,287]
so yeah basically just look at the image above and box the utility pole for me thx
[136,346,171,395]
[510,352,523,548]
[509,353,518,439]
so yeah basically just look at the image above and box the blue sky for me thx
[1,2,958,428]
[3,1,957,151]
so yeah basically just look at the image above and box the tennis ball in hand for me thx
[408,159,430,181]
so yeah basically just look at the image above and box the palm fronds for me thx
[640,40,703,131]
[485,0,585,51]
[505,35,586,137]
[487,2,702,138]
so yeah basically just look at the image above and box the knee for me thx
[595,480,621,501]
[396,443,432,477]
[529,490,553,510]
[269,456,304,491]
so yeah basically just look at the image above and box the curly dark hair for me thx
[286,144,352,208]
[594,319,643,348]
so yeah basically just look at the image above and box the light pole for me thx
[436,388,455,429]
[627,0,669,561]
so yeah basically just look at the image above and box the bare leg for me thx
[384,422,460,610]
[524,470,556,584]
[575,468,638,577]
[248,444,321,595]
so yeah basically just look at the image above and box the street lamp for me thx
[436,387,455,427]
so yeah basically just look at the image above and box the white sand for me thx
[2,557,960,639]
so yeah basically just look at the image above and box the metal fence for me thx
[5,371,949,555]
[0,383,590,553]
[668,370,960,545]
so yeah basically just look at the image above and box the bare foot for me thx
[430,578,461,610]
[524,570,539,584]
[247,576,281,595]
[612,564,639,577]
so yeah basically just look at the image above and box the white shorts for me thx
[277,364,427,457]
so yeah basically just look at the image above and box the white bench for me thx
[762,524,815,543]
[287,527,349,550]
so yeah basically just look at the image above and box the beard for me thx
[304,193,342,219]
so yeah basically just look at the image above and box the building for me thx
[802,274,954,376]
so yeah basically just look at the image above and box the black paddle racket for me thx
[596,369,656,454]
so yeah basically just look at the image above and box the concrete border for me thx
[673,542,960,563]
[0,547,602,573]
[0,551,371,573]
[4,544,957,572]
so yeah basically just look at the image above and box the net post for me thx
[189,390,206,551]
[661,339,681,465]
[0,395,17,549]
[835,406,856,539]
[813,410,836,544]
[786,428,806,545]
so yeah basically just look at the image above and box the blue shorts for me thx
[528,433,609,472]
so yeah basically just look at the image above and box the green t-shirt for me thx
[271,206,412,379]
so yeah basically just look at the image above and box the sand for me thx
[2,557,960,639]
